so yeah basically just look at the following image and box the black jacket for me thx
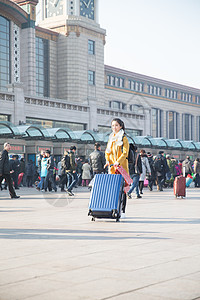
[0,149,10,175]
[89,150,105,173]
[46,156,55,171]
[128,149,142,176]
[25,162,35,176]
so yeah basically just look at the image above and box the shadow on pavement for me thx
[0,228,170,240]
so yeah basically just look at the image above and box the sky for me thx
[98,0,200,89]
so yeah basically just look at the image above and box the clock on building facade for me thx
[80,0,94,20]
[45,0,64,18]
[42,0,96,21]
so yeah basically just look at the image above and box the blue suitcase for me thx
[88,174,124,222]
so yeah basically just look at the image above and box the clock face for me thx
[80,0,94,20]
[45,0,64,18]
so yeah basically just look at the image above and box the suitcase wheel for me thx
[91,217,95,222]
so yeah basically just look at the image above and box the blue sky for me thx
[99,0,200,88]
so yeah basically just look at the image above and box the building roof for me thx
[105,65,200,95]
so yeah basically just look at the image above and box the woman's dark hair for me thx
[111,118,125,132]
[140,149,146,157]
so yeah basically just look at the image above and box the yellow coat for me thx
[105,135,129,174]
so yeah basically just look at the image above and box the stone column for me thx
[88,99,98,131]
[20,27,36,95]
[144,108,151,136]
[7,83,25,126]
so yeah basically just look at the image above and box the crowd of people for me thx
[1,126,200,204]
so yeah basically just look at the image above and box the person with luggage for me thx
[89,143,106,176]
[138,149,151,195]
[0,142,20,199]
[105,118,129,219]
[127,144,142,199]
[182,156,193,178]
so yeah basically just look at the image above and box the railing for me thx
[0,92,15,102]
[24,96,89,112]
[97,108,145,120]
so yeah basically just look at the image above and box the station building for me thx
[0,0,200,161]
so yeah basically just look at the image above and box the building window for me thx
[165,89,178,99]
[26,117,86,130]
[88,40,95,55]
[128,80,143,92]
[109,100,126,110]
[126,128,142,136]
[152,108,163,138]
[36,37,49,97]
[148,85,161,96]
[106,75,125,88]
[0,114,10,121]
[182,114,193,140]
[130,104,144,114]
[167,111,179,139]
[181,92,192,102]
[88,70,95,85]
[195,96,200,104]
[198,117,200,142]
[0,16,10,90]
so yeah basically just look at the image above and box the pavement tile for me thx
[134,278,200,300]
[0,187,200,300]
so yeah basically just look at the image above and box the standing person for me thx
[19,158,26,187]
[139,149,151,195]
[0,143,20,199]
[76,157,83,186]
[166,155,172,181]
[10,155,20,189]
[82,159,92,186]
[89,143,106,175]
[194,158,200,187]
[36,153,47,191]
[182,156,193,177]
[26,160,35,187]
[60,151,70,192]
[154,151,168,191]
[44,150,57,192]
[66,146,78,196]
[105,118,129,219]
[147,152,156,191]
[37,150,45,177]
[127,144,142,199]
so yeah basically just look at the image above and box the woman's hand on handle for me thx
[114,161,119,168]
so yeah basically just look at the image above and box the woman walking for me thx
[105,118,129,218]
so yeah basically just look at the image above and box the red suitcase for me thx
[174,176,186,198]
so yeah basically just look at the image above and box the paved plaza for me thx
[0,185,200,300]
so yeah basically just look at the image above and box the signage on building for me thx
[10,145,25,152]
[37,146,52,153]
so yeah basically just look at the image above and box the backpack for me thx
[61,154,71,171]
[154,157,165,172]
